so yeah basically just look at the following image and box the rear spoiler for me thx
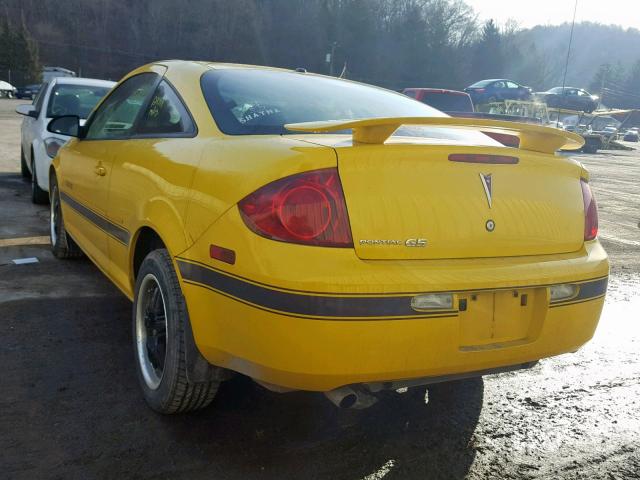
[285,117,584,155]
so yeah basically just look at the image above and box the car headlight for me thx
[44,137,66,159]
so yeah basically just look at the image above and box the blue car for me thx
[15,84,42,100]
[464,79,532,105]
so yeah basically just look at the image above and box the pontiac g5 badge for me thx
[479,173,493,208]
[359,239,427,247]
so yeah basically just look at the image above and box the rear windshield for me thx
[201,69,444,135]
[47,83,112,119]
[420,92,473,113]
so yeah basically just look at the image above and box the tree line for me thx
[0,14,40,85]
[1,0,639,108]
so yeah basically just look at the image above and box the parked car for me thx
[535,87,599,113]
[623,130,639,142]
[464,79,532,104]
[48,61,607,414]
[403,88,474,113]
[16,84,42,100]
[15,77,115,203]
[42,66,76,83]
[0,80,17,98]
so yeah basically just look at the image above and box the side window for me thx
[493,81,505,89]
[136,81,195,136]
[85,73,158,140]
[33,82,49,113]
[506,81,519,89]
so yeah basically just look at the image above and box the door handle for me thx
[95,166,106,176]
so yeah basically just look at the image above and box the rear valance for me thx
[285,117,584,155]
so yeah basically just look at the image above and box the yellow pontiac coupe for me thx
[47,61,608,413]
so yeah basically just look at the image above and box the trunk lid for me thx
[333,142,584,260]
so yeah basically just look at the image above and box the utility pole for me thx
[600,67,606,109]
[326,42,337,76]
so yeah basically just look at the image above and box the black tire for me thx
[20,147,31,178]
[133,249,220,414]
[31,157,49,204]
[50,177,84,259]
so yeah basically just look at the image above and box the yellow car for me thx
[47,61,608,413]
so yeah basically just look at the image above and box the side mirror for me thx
[47,115,81,138]
[16,104,38,118]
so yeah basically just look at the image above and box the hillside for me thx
[515,22,640,90]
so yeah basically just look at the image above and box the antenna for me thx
[557,0,579,128]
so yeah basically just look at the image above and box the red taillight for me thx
[476,88,486,93]
[581,179,598,241]
[238,168,353,247]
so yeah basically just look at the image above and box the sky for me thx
[464,0,640,30]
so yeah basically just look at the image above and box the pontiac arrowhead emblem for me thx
[479,173,493,208]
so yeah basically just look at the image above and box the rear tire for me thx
[133,249,220,414]
[50,177,83,259]
[31,156,49,204]
[20,147,31,178]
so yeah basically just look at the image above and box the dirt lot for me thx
[0,98,638,480]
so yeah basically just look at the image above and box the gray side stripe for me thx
[60,191,130,246]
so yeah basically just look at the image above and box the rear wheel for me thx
[133,249,220,414]
[50,177,83,259]
[20,147,30,178]
[31,158,49,204]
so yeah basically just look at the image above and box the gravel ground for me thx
[0,98,638,479]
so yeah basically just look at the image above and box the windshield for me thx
[201,69,444,135]
[46,83,112,119]
[420,92,473,112]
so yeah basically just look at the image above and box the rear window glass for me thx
[47,83,112,119]
[201,69,444,135]
[419,92,474,113]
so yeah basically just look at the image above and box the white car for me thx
[0,80,16,98]
[16,77,115,203]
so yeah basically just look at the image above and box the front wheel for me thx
[133,249,220,414]
[20,147,31,178]
[31,158,49,204]
[50,177,83,259]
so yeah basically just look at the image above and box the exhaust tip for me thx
[339,393,357,409]
[324,386,378,409]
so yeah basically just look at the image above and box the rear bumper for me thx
[178,240,608,391]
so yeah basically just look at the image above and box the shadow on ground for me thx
[1,291,483,479]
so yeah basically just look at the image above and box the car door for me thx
[491,81,506,100]
[564,89,579,110]
[105,78,200,293]
[58,72,160,270]
[505,81,521,100]
[577,90,592,111]
[21,81,49,165]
